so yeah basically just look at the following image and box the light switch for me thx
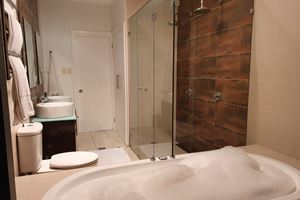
[62,68,67,74]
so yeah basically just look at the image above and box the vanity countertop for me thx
[31,113,77,123]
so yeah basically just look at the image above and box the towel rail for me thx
[8,51,22,58]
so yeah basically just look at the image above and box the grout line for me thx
[90,133,98,150]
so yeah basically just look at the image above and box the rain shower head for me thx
[194,0,211,15]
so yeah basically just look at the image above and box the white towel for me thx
[7,13,23,55]
[9,56,34,121]
[47,52,63,96]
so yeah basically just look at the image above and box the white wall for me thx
[126,0,149,19]
[111,0,125,32]
[38,0,111,96]
[247,0,300,160]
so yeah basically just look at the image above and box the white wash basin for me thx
[36,102,74,118]
[46,96,72,103]
[43,147,300,200]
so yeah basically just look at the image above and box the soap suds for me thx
[63,147,296,200]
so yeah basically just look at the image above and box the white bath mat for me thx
[92,147,131,166]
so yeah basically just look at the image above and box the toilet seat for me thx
[50,152,98,169]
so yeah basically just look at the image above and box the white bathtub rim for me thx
[42,153,300,200]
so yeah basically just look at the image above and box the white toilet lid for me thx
[50,152,98,169]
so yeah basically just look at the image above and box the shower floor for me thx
[134,143,186,159]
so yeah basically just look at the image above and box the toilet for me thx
[17,122,98,174]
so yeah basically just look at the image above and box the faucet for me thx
[37,96,48,103]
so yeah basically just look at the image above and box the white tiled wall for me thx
[247,0,300,160]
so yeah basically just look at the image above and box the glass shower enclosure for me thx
[128,0,181,159]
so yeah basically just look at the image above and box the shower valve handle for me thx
[213,91,222,102]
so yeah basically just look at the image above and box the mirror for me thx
[35,32,43,85]
[23,17,38,88]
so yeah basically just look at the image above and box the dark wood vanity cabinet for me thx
[42,120,77,159]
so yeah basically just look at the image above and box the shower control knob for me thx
[185,88,193,97]
[79,89,83,93]
[213,91,222,102]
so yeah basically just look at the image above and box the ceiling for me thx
[65,0,114,4]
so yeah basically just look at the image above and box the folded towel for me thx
[7,13,23,55]
[9,56,34,120]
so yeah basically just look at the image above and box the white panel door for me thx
[112,28,126,140]
[72,32,113,133]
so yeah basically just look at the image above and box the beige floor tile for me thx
[76,133,96,151]
[91,132,114,149]
[107,131,128,148]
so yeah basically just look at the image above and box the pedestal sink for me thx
[46,96,72,103]
[36,102,74,118]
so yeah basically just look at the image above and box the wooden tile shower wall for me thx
[176,0,254,152]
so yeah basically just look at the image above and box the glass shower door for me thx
[129,0,178,159]
[129,1,155,159]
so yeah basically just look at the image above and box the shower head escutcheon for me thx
[194,0,211,15]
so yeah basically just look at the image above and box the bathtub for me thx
[43,147,300,200]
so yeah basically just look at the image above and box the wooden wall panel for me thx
[176,0,254,152]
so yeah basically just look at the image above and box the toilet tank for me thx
[17,122,43,174]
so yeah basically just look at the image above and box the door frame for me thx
[70,30,115,132]
[124,21,130,145]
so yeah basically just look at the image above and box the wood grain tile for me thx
[215,103,248,134]
[177,77,190,95]
[218,24,252,55]
[177,141,214,153]
[176,95,193,138]
[194,9,218,37]
[195,34,218,57]
[178,20,194,42]
[178,40,194,60]
[193,57,217,78]
[216,53,250,79]
[214,126,246,148]
[177,59,194,77]
[216,79,249,107]
[218,0,254,30]
[178,0,194,22]
[177,94,193,112]
[193,79,215,101]
[193,117,214,144]
[176,0,253,151]
[193,99,215,122]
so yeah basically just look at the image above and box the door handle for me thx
[116,74,120,89]
[79,89,83,93]
[213,91,222,102]
[136,87,144,90]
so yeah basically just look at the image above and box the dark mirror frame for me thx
[35,31,43,85]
